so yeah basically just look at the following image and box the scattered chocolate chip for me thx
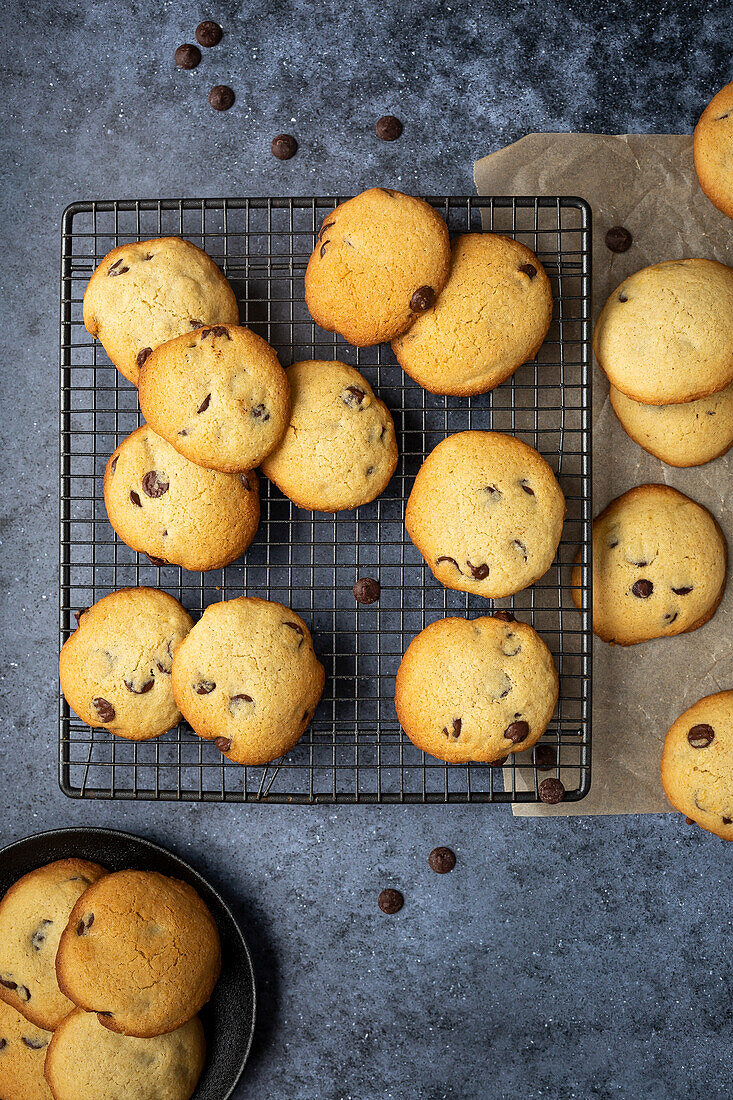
[493,610,515,623]
[194,680,216,695]
[492,756,508,767]
[240,473,253,492]
[365,465,375,476]
[484,484,502,499]
[685,816,695,825]
[318,220,335,240]
[410,285,435,312]
[251,403,270,420]
[92,698,115,723]
[174,43,201,69]
[605,225,633,253]
[17,986,30,1002]
[513,539,528,561]
[534,744,557,771]
[378,888,403,914]
[0,1039,5,1051]
[31,920,53,950]
[688,723,714,748]
[618,293,628,302]
[107,258,128,276]
[632,579,653,598]
[146,554,166,567]
[129,490,142,508]
[519,263,537,278]
[436,556,462,573]
[466,561,490,580]
[500,633,522,657]
[284,621,305,644]
[209,85,235,111]
[664,612,678,624]
[520,480,534,495]
[428,846,456,874]
[723,816,732,825]
[201,324,229,339]
[76,913,94,936]
[156,659,171,674]
[197,393,211,414]
[271,133,298,160]
[320,240,330,258]
[136,347,152,371]
[717,112,731,121]
[342,385,367,408]
[22,1036,47,1050]
[504,720,529,744]
[196,20,222,46]
[214,736,232,752]
[538,777,565,804]
[442,718,462,740]
[353,577,381,604]
[376,114,403,140]
[142,471,169,498]
[607,536,619,548]
[626,558,648,567]
[230,693,253,707]
[124,678,154,695]
[0,980,16,992]
[190,318,203,328]
[672,585,693,595]
[178,429,189,437]
[110,456,118,475]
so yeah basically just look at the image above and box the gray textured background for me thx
[1,2,732,1097]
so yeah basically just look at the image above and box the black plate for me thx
[0,828,255,1100]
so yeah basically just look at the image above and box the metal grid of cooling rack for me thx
[60,195,592,803]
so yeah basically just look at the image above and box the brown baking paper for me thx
[474,134,733,816]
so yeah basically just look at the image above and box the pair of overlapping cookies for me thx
[0,861,220,1100]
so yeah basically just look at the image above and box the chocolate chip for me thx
[201,325,230,339]
[436,556,462,573]
[284,621,305,646]
[271,133,298,160]
[513,539,528,561]
[342,385,366,408]
[320,240,330,258]
[190,318,203,328]
[76,913,94,936]
[318,220,335,240]
[378,888,403,914]
[194,680,216,695]
[353,577,381,604]
[538,777,565,804]
[493,610,515,623]
[136,347,152,370]
[442,718,462,740]
[504,720,529,743]
[672,586,693,595]
[519,263,537,278]
[0,980,16,992]
[174,43,201,69]
[22,1036,47,1050]
[32,920,53,950]
[129,490,142,508]
[605,225,633,253]
[687,723,714,748]
[142,471,169,498]
[251,403,270,421]
[685,816,695,825]
[0,1039,5,1051]
[520,480,534,495]
[92,698,115,723]
[17,985,30,1002]
[632,579,653,598]
[196,20,222,46]
[534,744,557,771]
[484,484,502,499]
[664,612,678,624]
[110,456,118,475]
[197,393,211,414]
[467,561,490,580]
[209,85,235,111]
[618,293,628,303]
[240,473,253,492]
[107,258,128,276]
[230,693,253,708]
[376,114,403,140]
[214,736,232,752]
[124,678,154,695]
[410,285,435,313]
[723,816,732,825]
[428,846,456,874]
[492,756,509,767]
[146,554,166,567]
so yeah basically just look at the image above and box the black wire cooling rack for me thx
[60,195,592,803]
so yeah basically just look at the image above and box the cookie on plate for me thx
[59,588,194,741]
[661,691,733,840]
[392,233,553,395]
[0,999,53,1100]
[138,323,290,472]
[104,426,260,571]
[395,614,558,764]
[693,82,733,220]
[571,484,727,646]
[260,360,398,511]
[171,597,325,765]
[83,237,238,385]
[609,381,733,467]
[405,431,565,598]
[0,859,107,1031]
[44,1008,205,1100]
[304,188,451,346]
[55,870,220,1038]
[593,259,733,405]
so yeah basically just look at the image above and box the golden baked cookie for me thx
[304,188,451,346]
[0,999,53,1100]
[260,360,398,511]
[609,382,733,467]
[392,233,552,395]
[0,859,107,1031]
[59,588,193,741]
[44,1008,205,1100]
[104,426,260,571]
[395,614,558,764]
[83,237,238,385]
[593,258,733,405]
[172,597,325,765]
[571,484,727,646]
[138,323,290,472]
[55,870,220,1038]
[405,430,565,599]
[661,691,733,840]
[693,82,733,220]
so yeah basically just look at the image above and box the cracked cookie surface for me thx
[59,588,194,741]
[609,380,733,467]
[694,81,733,220]
[55,870,220,1039]
[0,999,53,1100]
[661,691,733,840]
[83,237,238,385]
[395,614,558,764]
[172,596,325,765]
[405,430,565,598]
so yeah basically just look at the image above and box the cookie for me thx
[0,1000,53,1100]
[392,233,553,395]
[55,870,220,1038]
[104,426,260,571]
[609,381,733,467]
[260,360,398,511]
[593,259,733,405]
[171,596,325,765]
[44,1008,205,1100]
[304,188,451,346]
[0,859,107,1031]
[693,82,733,220]
[83,237,238,386]
[405,431,566,598]
[571,484,727,646]
[661,691,733,840]
[395,614,558,764]
[138,323,290,472]
[59,588,194,741]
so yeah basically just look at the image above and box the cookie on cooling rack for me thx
[104,426,260,571]
[0,859,107,1031]
[395,614,559,764]
[609,381,733,467]
[571,484,727,646]
[392,233,553,395]
[405,430,566,598]
[138,323,290,472]
[260,359,398,511]
[83,237,239,385]
[304,188,451,346]
[0,999,53,1100]
[694,81,733,220]
[661,690,733,840]
[59,588,193,741]
[171,597,325,765]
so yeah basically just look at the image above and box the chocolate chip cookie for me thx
[661,691,733,840]
[304,188,451,346]
[0,999,53,1100]
[395,614,559,764]
[572,484,727,646]
[104,426,260,571]
[0,859,107,1031]
[138,323,290,472]
[593,259,733,405]
[260,359,398,511]
[609,381,733,467]
[83,237,238,385]
[405,430,566,598]
[392,233,553,395]
[55,870,220,1038]
[694,81,733,220]
[171,596,325,765]
[59,588,194,741]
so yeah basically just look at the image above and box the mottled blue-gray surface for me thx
[0,1,731,1097]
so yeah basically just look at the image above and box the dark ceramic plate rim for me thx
[0,827,256,1100]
